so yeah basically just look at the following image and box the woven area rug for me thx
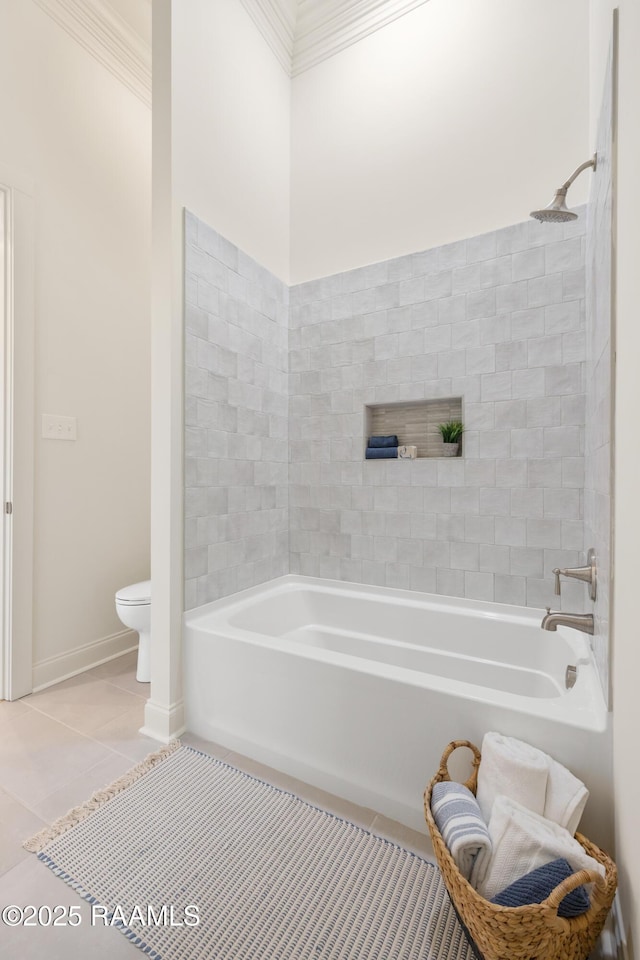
[26,742,473,960]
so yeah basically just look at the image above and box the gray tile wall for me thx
[184,202,611,651]
[289,217,588,608]
[184,212,289,609]
[585,45,614,702]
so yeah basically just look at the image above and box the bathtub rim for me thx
[187,573,555,627]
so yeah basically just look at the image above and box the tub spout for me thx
[540,608,594,635]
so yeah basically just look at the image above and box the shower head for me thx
[530,189,578,223]
[530,154,597,224]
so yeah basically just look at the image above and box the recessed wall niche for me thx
[364,398,463,459]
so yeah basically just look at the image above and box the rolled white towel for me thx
[472,795,605,899]
[476,731,589,834]
[475,732,548,824]
[544,757,589,836]
[431,781,492,881]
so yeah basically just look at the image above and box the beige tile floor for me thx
[0,650,433,958]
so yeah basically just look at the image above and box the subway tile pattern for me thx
[289,217,587,608]
[184,212,289,609]
[584,47,614,703]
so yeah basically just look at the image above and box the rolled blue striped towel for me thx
[431,781,492,882]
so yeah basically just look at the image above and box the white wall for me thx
[588,2,640,954]
[0,1,151,682]
[147,0,291,739]
[291,0,590,282]
[590,0,616,141]
[172,0,291,281]
[598,1,640,954]
[147,0,183,740]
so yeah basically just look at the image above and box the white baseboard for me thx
[141,698,185,742]
[614,893,629,960]
[32,629,138,691]
[592,893,628,960]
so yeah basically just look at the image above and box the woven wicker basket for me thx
[423,740,617,960]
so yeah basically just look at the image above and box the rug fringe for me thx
[24,740,181,853]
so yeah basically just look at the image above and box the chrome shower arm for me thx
[560,154,597,192]
[530,152,597,223]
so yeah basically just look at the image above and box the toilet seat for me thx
[116,580,151,605]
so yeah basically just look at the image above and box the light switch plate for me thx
[42,414,77,441]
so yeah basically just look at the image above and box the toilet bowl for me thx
[115,580,151,682]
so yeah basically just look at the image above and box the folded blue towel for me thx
[431,781,492,881]
[368,435,398,448]
[491,857,590,917]
[365,447,398,459]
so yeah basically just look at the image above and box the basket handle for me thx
[436,740,482,793]
[544,868,607,915]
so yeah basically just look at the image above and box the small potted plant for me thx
[437,420,464,457]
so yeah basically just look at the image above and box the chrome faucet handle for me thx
[587,547,597,602]
[551,550,597,601]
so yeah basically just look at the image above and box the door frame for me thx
[0,163,34,700]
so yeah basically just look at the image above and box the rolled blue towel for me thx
[431,781,492,881]
[368,435,398,448]
[365,447,398,459]
[491,857,590,918]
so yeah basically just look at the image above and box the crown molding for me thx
[293,0,429,76]
[32,0,151,107]
[32,1,427,99]
[239,0,297,75]
[242,0,430,77]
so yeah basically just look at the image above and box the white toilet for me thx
[115,580,151,682]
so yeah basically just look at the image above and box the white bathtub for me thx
[183,575,612,848]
